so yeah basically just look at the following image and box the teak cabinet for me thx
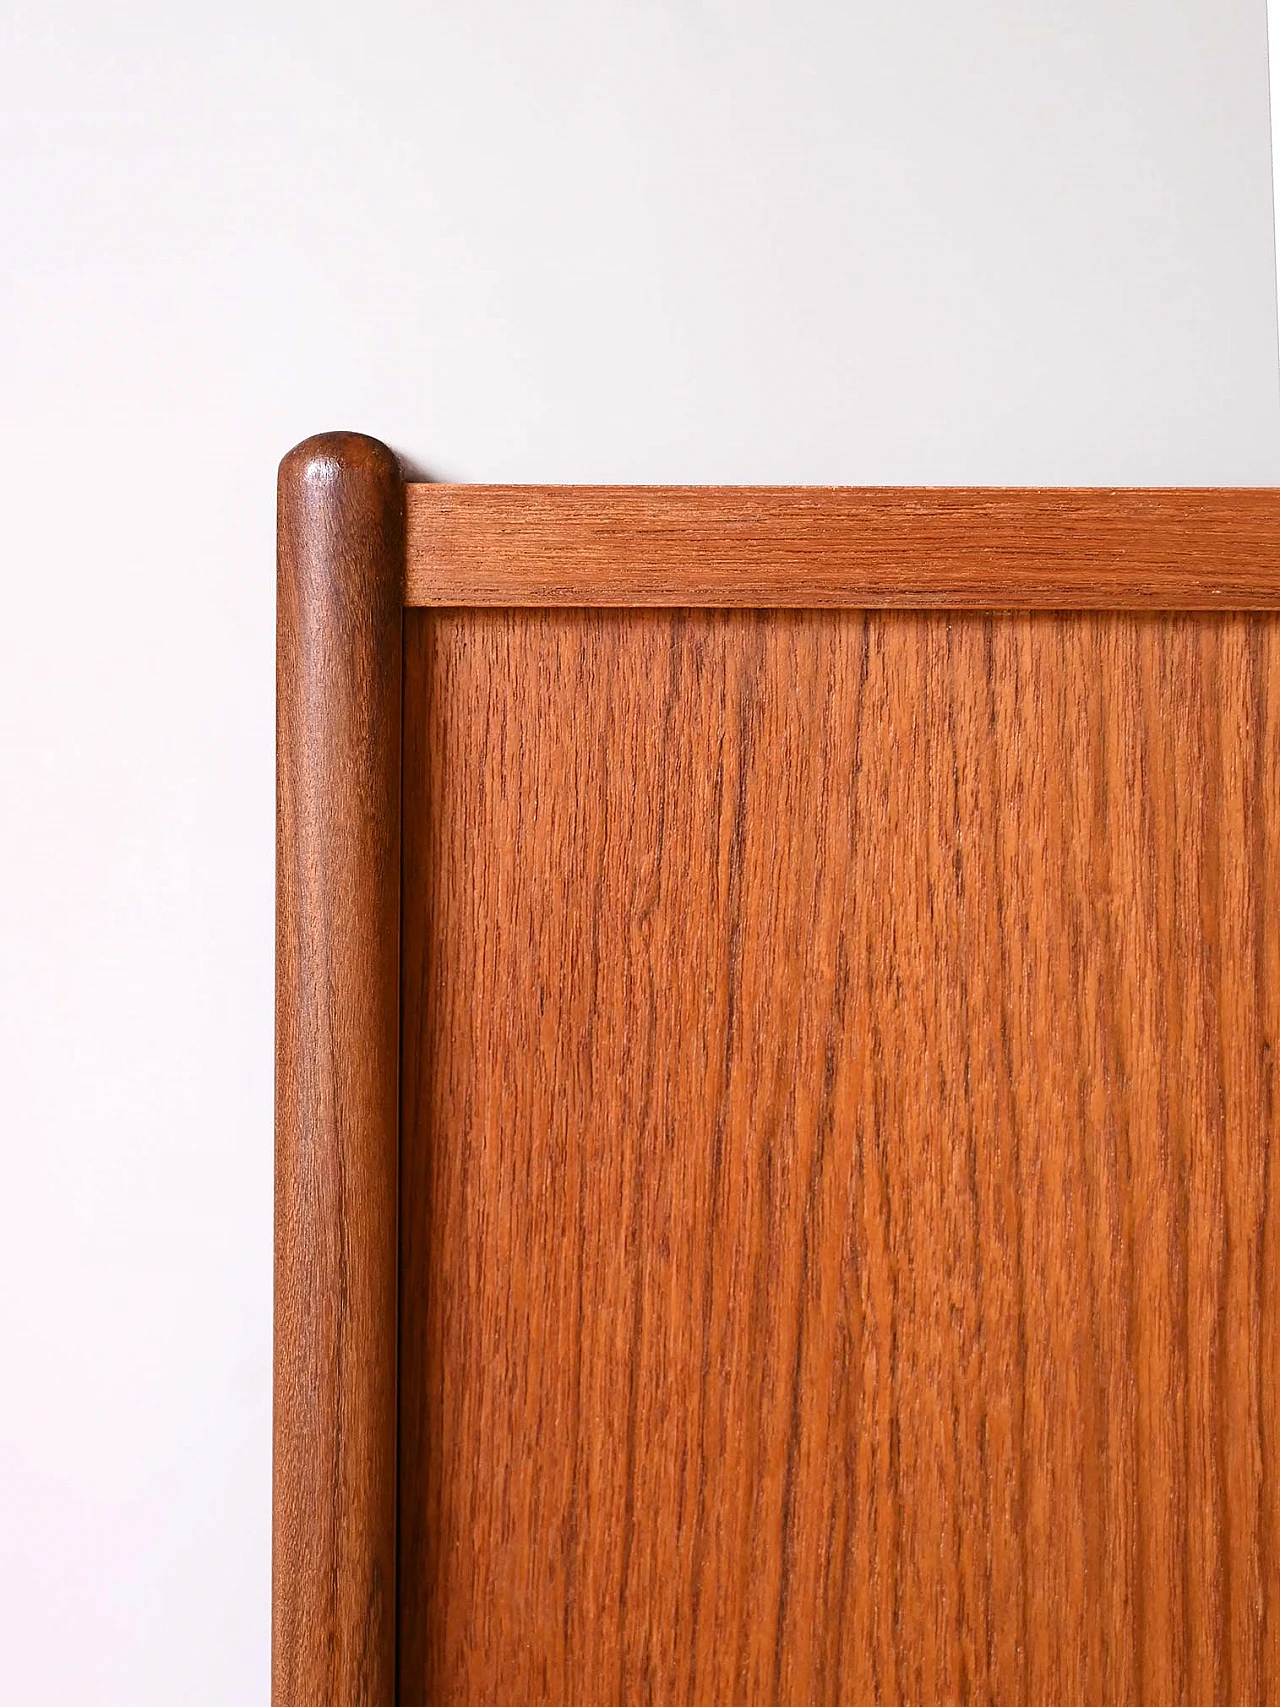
[275,433,1280,1707]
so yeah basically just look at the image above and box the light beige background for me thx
[1,2,1278,1701]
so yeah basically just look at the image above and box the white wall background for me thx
[1,3,1278,1702]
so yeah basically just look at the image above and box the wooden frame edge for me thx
[403,483,1280,607]
[275,433,404,1707]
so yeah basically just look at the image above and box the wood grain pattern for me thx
[404,485,1280,608]
[398,606,1280,1706]
[275,433,403,1707]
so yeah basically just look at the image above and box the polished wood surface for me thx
[398,606,1279,1706]
[405,485,1280,607]
[275,434,403,1707]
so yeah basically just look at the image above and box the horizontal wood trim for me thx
[404,485,1280,608]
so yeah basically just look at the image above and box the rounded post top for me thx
[279,431,402,496]
[278,432,406,613]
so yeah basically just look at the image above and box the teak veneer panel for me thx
[398,607,1280,1707]
[405,485,1280,607]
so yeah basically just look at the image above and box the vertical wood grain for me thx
[275,433,403,1707]
[397,606,1279,1707]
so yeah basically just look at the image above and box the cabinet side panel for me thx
[398,608,1280,1706]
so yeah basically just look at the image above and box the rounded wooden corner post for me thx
[275,434,404,1707]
